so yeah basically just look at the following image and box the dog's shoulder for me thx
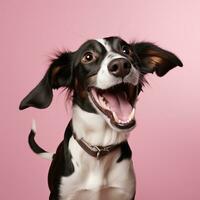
[48,122,74,197]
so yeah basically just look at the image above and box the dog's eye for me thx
[122,46,131,56]
[81,52,96,64]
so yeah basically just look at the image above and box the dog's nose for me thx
[108,58,131,78]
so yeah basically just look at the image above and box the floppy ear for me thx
[132,42,183,76]
[19,52,73,110]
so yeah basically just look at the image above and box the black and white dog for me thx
[19,37,183,200]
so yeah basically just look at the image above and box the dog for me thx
[19,37,183,200]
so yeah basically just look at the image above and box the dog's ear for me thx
[132,42,183,76]
[19,52,73,110]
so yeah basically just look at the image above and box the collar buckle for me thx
[93,145,107,159]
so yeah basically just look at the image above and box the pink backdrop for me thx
[1,0,200,199]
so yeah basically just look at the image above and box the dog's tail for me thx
[28,120,54,160]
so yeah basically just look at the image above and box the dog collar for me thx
[73,133,123,159]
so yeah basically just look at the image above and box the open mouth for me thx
[88,83,138,130]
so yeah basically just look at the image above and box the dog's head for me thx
[19,37,182,131]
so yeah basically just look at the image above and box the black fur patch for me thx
[48,122,74,199]
[117,141,132,163]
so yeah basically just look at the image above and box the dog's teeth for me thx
[112,108,135,125]
[113,112,119,121]
[100,98,106,107]
[125,119,129,123]
[103,98,107,104]
[129,108,135,120]
[99,96,104,102]
[101,96,108,104]
[99,94,104,99]
[101,96,111,109]
[99,96,110,110]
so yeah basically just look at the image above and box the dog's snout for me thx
[108,58,131,78]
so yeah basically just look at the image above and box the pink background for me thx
[1,0,200,199]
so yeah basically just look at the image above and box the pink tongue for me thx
[103,92,132,121]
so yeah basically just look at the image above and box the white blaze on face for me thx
[97,39,112,51]
[96,39,140,89]
[86,38,140,131]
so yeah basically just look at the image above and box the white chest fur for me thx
[59,106,136,200]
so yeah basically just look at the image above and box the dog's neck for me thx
[72,105,130,146]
